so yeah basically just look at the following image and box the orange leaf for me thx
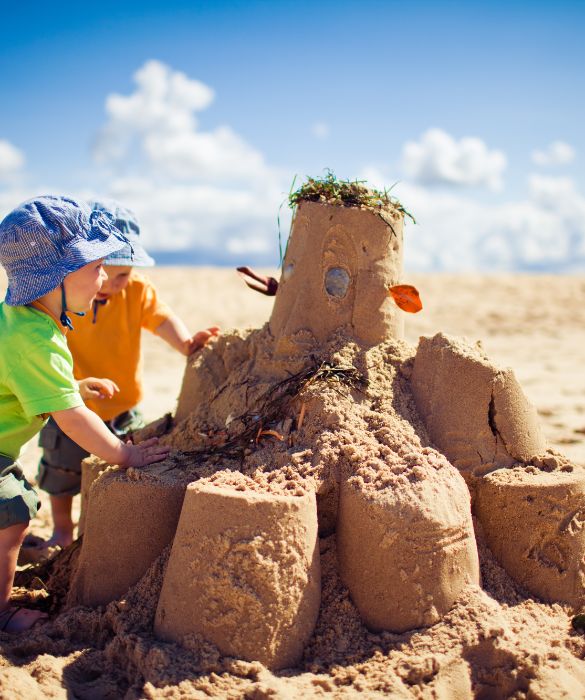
[388,284,423,313]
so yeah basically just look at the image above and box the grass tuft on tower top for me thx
[288,170,416,224]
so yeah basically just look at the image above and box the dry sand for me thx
[113,269,585,466]
[1,267,585,698]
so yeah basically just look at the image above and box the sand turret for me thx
[155,483,320,669]
[270,199,405,350]
[70,174,585,673]
[410,332,585,606]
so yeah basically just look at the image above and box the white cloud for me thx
[94,60,214,163]
[89,60,291,263]
[142,125,268,182]
[529,174,580,208]
[0,139,25,185]
[93,59,277,187]
[311,122,330,139]
[226,235,272,255]
[532,140,575,166]
[363,166,585,272]
[401,128,507,190]
[103,176,288,253]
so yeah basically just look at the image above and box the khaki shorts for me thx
[37,409,145,497]
[0,454,40,530]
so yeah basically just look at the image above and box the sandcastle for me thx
[69,176,585,671]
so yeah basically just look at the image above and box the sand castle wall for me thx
[68,470,186,607]
[411,333,547,480]
[270,201,405,350]
[77,457,107,536]
[155,483,320,670]
[337,462,480,632]
[476,465,585,606]
[175,330,253,424]
[411,332,585,606]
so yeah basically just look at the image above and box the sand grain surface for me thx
[1,268,585,698]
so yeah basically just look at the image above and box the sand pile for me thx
[3,527,585,698]
[2,182,585,698]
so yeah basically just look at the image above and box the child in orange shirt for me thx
[26,199,219,557]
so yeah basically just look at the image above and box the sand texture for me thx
[68,467,187,608]
[155,484,320,670]
[2,246,585,698]
[270,201,405,347]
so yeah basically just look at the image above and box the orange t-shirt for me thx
[67,273,172,421]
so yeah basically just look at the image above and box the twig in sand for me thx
[181,360,366,464]
[256,429,285,444]
[297,402,307,432]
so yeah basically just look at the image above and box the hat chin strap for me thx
[60,283,85,331]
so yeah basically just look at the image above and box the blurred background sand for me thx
[2,268,585,537]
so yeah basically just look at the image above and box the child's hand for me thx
[53,405,168,467]
[79,377,120,401]
[183,326,221,356]
[119,437,170,468]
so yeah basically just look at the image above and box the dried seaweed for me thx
[181,360,367,464]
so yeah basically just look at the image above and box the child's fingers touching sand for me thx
[185,326,221,355]
[120,437,170,468]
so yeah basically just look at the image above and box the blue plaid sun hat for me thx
[89,198,155,267]
[0,195,127,306]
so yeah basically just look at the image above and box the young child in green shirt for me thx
[0,196,170,634]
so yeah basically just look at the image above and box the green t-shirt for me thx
[0,302,83,460]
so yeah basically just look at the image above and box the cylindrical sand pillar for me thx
[68,470,185,607]
[337,467,479,632]
[411,333,547,480]
[77,457,108,536]
[155,483,321,670]
[270,201,404,349]
[475,465,585,607]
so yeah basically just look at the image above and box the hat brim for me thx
[105,243,155,267]
[4,235,125,306]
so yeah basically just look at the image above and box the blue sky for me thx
[1,0,584,270]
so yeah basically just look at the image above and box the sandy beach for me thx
[1,267,585,698]
[140,269,585,466]
[6,268,585,470]
[1,0,583,694]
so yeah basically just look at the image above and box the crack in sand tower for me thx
[71,182,585,671]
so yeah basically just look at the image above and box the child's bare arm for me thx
[154,314,220,356]
[51,406,169,467]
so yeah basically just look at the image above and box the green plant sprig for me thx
[288,169,416,224]
[277,170,416,266]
